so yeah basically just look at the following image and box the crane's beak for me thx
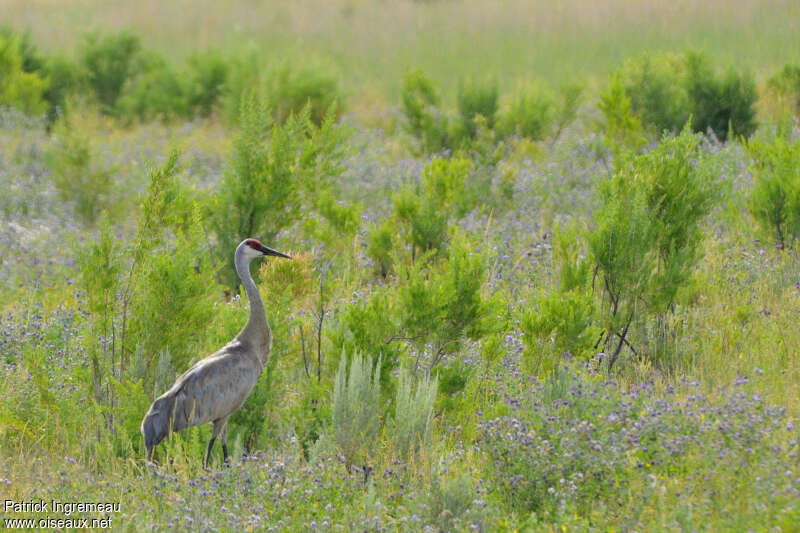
[259,244,291,259]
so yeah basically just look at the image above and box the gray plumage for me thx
[141,238,290,466]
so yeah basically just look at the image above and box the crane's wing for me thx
[165,341,263,431]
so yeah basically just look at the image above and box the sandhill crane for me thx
[141,238,290,467]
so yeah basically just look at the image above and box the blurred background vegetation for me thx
[2,0,800,530]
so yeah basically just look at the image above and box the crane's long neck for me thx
[235,248,272,365]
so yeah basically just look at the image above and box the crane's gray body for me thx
[141,239,283,464]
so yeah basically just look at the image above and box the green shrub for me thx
[185,51,228,117]
[392,157,477,260]
[331,351,381,470]
[521,224,598,374]
[390,369,437,461]
[401,69,449,153]
[521,290,598,375]
[366,218,396,278]
[425,472,476,531]
[552,82,583,139]
[80,31,141,114]
[46,125,116,225]
[456,79,499,140]
[0,33,50,116]
[117,52,187,121]
[271,63,340,126]
[208,94,348,289]
[0,26,44,73]
[768,64,800,116]
[605,52,757,142]
[747,135,800,249]
[40,55,77,123]
[685,52,757,141]
[399,234,498,369]
[77,212,123,413]
[433,357,473,413]
[588,126,718,368]
[614,53,688,135]
[598,76,647,153]
[0,27,78,124]
[128,218,218,376]
[501,83,555,140]
[393,184,448,259]
[329,289,404,394]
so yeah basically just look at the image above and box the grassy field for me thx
[2,1,800,531]
[3,0,799,107]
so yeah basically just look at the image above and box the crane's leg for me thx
[214,416,231,464]
[204,436,216,469]
[206,417,230,468]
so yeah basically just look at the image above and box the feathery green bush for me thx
[46,125,117,225]
[613,53,688,135]
[390,369,437,461]
[748,134,800,249]
[399,234,498,369]
[456,79,499,140]
[80,31,141,114]
[685,52,757,141]
[271,63,340,126]
[331,351,381,469]
[588,126,719,368]
[401,69,449,153]
[0,33,50,116]
[208,94,348,289]
[500,83,555,140]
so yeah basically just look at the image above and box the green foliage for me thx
[588,126,718,368]
[399,235,498,369]
[366,218,396,278]
[433,357,473,413]
[330,290,403,393]
[77,212,123,411]
[456,79,499,140]
[271,63,340,126]
[500,83,555,140]
[425,472,476,531]
[0,27,76,123]
[747,135,800,249]
[0,33,50,116]
[40,55,77,123]
[401,69,449,153]
[128,217,218,376]
[185,51,228,117]
[685,52,757,141]
[394,184,448,258]
[768,64,800,116]
[80,31,141,114]
[521,289,598,374]
[598,76,647,153]
[46,124,116,225]
[605,52,757,143]
[331,351,381,469]
[390,369,437,461]
[114,49,228,122]
[614,53,689,135]
[521,223,598,374]
[208,94,348,289]
[0,26,44,73]
[116,52,188,122]
[392,157,479,260]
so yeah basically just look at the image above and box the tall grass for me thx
[3,0,798,110]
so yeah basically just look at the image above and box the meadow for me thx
[1,0,800,531]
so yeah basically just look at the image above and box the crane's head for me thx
[241,238,291,260]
